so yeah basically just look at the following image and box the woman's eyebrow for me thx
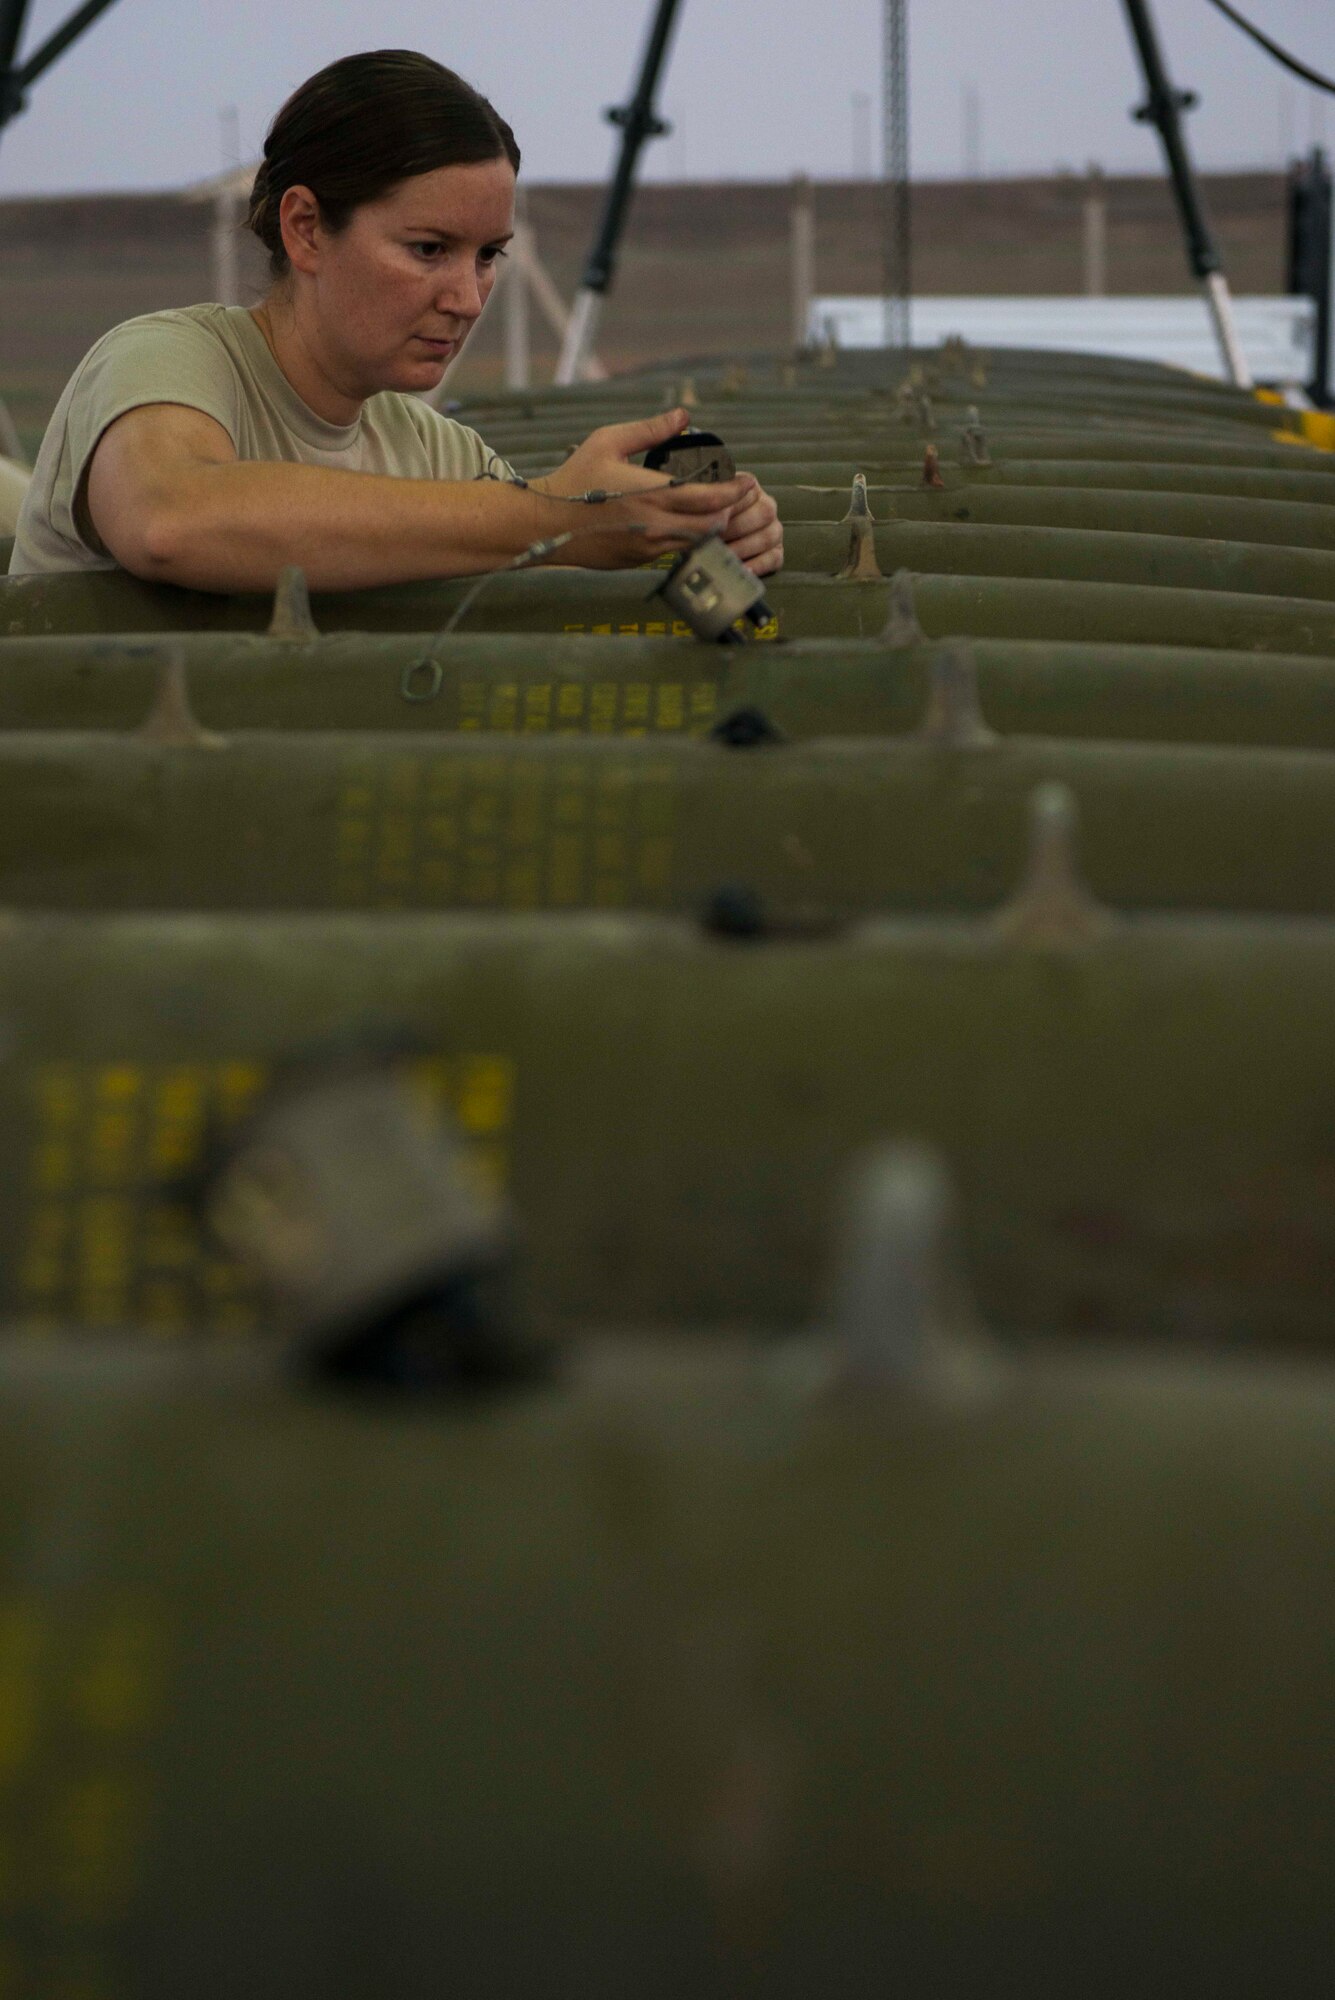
[404,225,516,245]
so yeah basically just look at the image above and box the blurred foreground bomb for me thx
[206,1055,529,1390]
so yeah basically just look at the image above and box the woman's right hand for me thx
[529,407,759,568]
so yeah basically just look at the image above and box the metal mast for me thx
[881,0,910,351]
[1120,0,1250,386]
[556,0,684,387]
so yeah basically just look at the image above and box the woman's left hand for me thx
[723,479,783,576]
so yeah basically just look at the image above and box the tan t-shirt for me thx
[9,302,515,575]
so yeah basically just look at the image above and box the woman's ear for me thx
[278,185,324,277]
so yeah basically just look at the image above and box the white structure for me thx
[185,163,253,308]
[1,456,31,537]
[808,294,1319,388]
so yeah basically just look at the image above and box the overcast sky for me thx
[0,0,1329,194]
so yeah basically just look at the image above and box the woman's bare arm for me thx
[84,401,757,592]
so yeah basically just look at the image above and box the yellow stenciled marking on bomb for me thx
[458,679,487,729]
[333,768,376,905]
[19,1058,518,1333]
[335,745,681,912]
[412,1055,517,1191]
[522,684,553,732]
[0,1596,170,1987]
[148,1067,207,1173]
[690,681,719,729]
[654,683,685,731]
[589,683,618,733]
[88,1066,142,1192]
[487,682,518,729]
[622,683,651,736]
[457,1056,515,1135]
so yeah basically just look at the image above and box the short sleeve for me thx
[405,402,518,485]
[59,314,242,553]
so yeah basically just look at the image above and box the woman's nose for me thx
[435,257,484,321]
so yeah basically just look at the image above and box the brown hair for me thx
[248,49,520,278]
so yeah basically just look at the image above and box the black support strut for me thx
[1,0,122,146]
[555,0,684,384]
[1119,0,1251,385]
[1288,149,1333,409]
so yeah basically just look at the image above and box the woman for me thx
[9,49,782,587]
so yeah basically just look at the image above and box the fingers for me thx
[721,482,782,571]
[659,473,757,516]
[742,543,785,578]
[727,520,784,567]
[720,488,776,540]
[577,472,772,570]
[586,406,690,460]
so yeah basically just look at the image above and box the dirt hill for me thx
[0,172,1289,454]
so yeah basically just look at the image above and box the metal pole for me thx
[212,180,241,306]
[505,193,532,392]
[963,82,981,180]
[1083,165,1107,296]
[211,107,241,309]
[881,0,910,352]
[1119,0,1251,386]
[1287,148,1332,407]
[555,0,683,386]
[790,174,815,352]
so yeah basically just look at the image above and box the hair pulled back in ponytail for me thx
[247,49,520,278]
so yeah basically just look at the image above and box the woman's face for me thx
[288,157,517,399]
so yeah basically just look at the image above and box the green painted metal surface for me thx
[779,518,1335,598]
[7,565,1335,653]
[510,436,1335,478]
[5,726,1335,918]
[2,630,1333,750]
[4,331,1335,1988]
[3,905,1335,1341]
[769,481,1335,550]
[0,1331,1330,1996]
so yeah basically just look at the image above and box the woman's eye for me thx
[480,246,508,266]
[411,241,445,260]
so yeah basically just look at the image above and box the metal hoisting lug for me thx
[961,406,992,467]
[135,646,226,749]
[836,474,883,581]
[824,1142,997,1396]
[878,567,927,649]
[914,640,997,750]
[267,564,320,643]
[994,781,1116,947]
[843,472,873,520]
